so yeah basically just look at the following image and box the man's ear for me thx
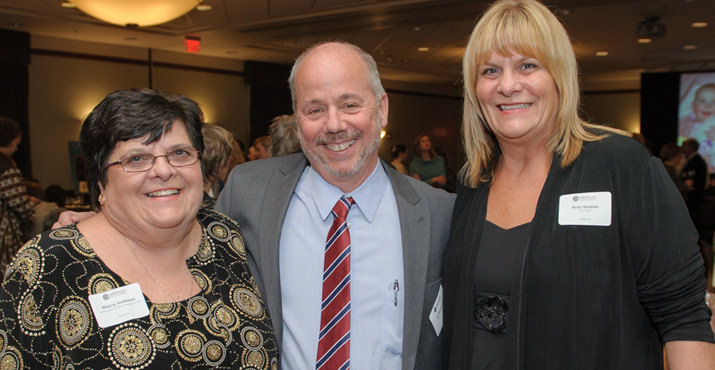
[379,93,389,128]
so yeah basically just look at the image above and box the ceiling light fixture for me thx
[637,38,652,44]
[60,2,76,8]
[418,47,429,52]
[691,22,708,28]
[683,45,697,50]
[67,0,202,28]
[595,51,608,56]
[636,16,666,38]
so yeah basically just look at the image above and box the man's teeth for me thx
[326,140,356,151]
[499,103,531,111]
[147,189,179,197]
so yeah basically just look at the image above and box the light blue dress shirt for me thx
[279,162,405,369]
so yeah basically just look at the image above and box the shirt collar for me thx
[300,160,389,223]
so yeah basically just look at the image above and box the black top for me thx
[471,221,530,370]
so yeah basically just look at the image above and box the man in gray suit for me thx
[216,41,454,369]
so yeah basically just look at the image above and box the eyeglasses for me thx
[105,147,201,172]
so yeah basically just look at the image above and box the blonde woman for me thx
[442,0,715,368]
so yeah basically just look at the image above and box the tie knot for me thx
[332,196,354,219]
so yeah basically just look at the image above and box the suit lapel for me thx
[384,163,429,370]
[259,154,308,342]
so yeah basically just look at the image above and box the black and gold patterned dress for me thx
[0,208,278,369]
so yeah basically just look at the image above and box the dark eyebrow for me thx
[168,144,195,150]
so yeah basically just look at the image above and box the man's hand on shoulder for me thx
[52,210,96,229]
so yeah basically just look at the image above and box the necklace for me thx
[128,245,195,302]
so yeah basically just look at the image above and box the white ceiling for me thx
[1,0,714,91]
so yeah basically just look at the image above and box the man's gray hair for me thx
[287,41,386,113]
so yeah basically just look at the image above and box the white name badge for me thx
[558,191,612,226]
[88,283,150,328]
[429,285,443,336]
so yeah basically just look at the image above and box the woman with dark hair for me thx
[443,0,714,368]
[409,133,447,187]
[0,89,277,368]
[390,144,409,175]
[0,117,34,277]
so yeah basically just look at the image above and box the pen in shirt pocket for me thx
[394,279,399,306]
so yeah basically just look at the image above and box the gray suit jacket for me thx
[216,153,455,370]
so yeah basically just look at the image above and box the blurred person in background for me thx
[659,142,688,199]
[269,114,301,157]
[201,124,234,208]
[252,135,272,160]
[410,133,447,188]
[247,145,257,161]
[680,138,709,245]
[229,138,246,169]
[390,144,409,175]
[0,117,35,277]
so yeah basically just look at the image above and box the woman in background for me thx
[269,114,301,157]
[0,117,34,277]
[0,89,277,368]
[390,144,409,175]
[201,124,234,208]
[442,0,714,368]
[409,133,447,187]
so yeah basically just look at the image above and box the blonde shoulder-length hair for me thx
[460,0,624,187]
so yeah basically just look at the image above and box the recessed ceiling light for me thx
[61,2,76,8]
[637,38,652,44]
[691,22,708,28]
[418,47,429,52]
[412,26,422,32]
[196,4,212,11]
[595,51,608,56]
[683,45,697,50]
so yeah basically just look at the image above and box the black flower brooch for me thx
[475,295,510,333]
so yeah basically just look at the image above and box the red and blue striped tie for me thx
[316,196,354,370]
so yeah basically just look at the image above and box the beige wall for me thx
[26,37,643,193]
[29,55,147,191]
[28,47,249,191]
[581,91,641,134]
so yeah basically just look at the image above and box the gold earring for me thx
[98,193,105,205]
